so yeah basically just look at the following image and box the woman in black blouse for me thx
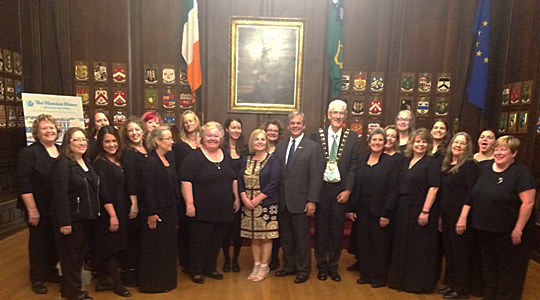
[172,110,201,269]
[51,127,100,300]
[138,127,180,293]
[473,129,496,162]
[464,135,536,300]
[16,114,61,294]
[396,110,415,152]
[388,128,440,293]
[239,129,280,281]
[351,127,399,288]
[438,132,479,299]
[93,126,131,297]
[119,116,147,286]
[87,110,110,161]
[431,119,450,160]
[221,117,249,273]
[181,122,240,284]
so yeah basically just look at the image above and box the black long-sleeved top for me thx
[399,155,440,205]
[16,142,60,216]
[350,152,399,218]
[51,157,100,227]
[121,147,147,198]
[439,159,479,221]
[142,151,180,216]
[238,154,281,206]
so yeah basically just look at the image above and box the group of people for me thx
[16,100,536,300]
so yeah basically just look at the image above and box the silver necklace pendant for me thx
[215,162,221,169]
[497,177,503,184]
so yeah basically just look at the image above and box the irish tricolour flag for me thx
[181,0,202,99]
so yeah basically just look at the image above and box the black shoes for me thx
[317,271,328,281]
[294,275,308,284]
[222,261,231,273]
[357,278,369,284]
[31,281,47,294]
[67,293,92,300]
[114,287,132,297]
[328,271,341,282]
[191,274,205,284]
[443,291,470,299]
[204,271,224,280]
[232,260,241,272]
[438,286,454,295]
[371,282,386,288]
[95,281,115,292]
[347,261,360,271]
[275,270,296,277]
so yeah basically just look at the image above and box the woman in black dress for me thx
[87,110,110,161]
[351,127,399,288]
[396,110,415,152]
[465,135,536,300]
[221,117,248,273]
[388,128,440,293]
[138,127,180,293]
[239,129,280,281]
[93,126,131,297]
[181,122,240,284]
[51,127,100,300]
[119,117,147,286]
[473,129,496,162]
[431,119,450,159]
[172,110,201,269]
[438,132,479,299]
[16,114,61,294]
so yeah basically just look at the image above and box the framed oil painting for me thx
[229,17,305,113]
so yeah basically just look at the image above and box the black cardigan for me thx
[141,151,181,216]
[16,142,60,216]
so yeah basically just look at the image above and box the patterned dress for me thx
[240,155,279,239]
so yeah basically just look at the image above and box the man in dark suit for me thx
[311,99,358,282]
[275,111,324,284]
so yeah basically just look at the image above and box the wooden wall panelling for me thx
[0,0,27,235]
[69,0,129,124]
[140,0,186,129]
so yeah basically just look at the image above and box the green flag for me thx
[327,0,343,99]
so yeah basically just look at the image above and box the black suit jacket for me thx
[275,135,325,213]
[142,151,181,216]
[311,128,358,191]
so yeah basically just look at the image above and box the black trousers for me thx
[315,183,347,272]
[119,216,140,271]
[279,209,312,276]
[442,215,482,295]
[53,220,94,298]
[28,215,59,283]
[187,221,228,275]
[477,229,532,300]
[356,213,392,285]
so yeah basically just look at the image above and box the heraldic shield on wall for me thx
[230,17,304,113]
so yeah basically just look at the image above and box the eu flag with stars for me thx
[467,0,491,110]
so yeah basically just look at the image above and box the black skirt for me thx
[138,207,178,292]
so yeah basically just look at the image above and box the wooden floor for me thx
[2,230,540,300]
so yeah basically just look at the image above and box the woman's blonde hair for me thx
[494,135,520,153]
[146,126,171,152]
[404,128,433,158]
[179,110,201,144]
[248,129,268,154]
[32,114,60,141]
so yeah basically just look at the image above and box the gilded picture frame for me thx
[229,17,305,113]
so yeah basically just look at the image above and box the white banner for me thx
[21,93,84,145]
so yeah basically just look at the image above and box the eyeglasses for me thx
[329,111,346,116]
[266,129,279,133]
[397,118,411,122]
[70,138,88,143]
[160,137,173,141]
